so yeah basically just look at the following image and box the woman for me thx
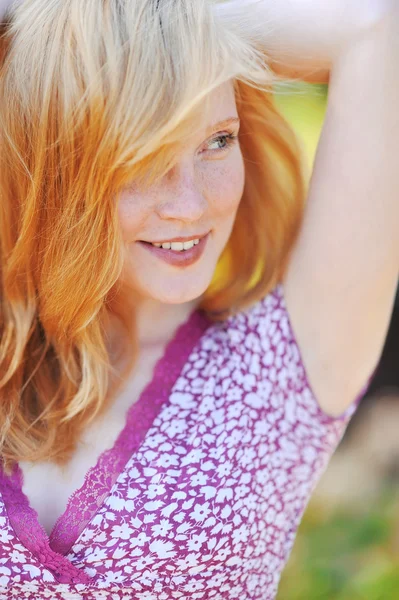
[0,0,397,598]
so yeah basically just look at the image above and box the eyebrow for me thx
[205,117,240,136]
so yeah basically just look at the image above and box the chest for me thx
[18,345,166,537]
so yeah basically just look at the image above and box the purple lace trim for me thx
[0,306,211,581]
[0,463,92,585]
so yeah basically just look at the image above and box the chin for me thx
[138,271,214,305]
[150,286,206,305]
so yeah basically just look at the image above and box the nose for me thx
[155,162,207,222]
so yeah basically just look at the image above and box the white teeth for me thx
[170,242,184,251]
[150,237,202,250]
[183,240,195,250]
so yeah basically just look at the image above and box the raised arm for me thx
[277,8,399,416]
[214,0,394,83]
[282,11,399,416]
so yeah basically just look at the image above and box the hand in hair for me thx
[214,0,395,82]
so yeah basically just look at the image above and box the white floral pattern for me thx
[0,283,374,599]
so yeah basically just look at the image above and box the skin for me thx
[216,0,393,71]
[219,0,395,84]
[114,80,245,347]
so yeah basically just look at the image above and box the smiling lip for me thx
[137,232,209,267]
[141,232,209,244]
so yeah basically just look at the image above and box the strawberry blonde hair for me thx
[0,0,307,474]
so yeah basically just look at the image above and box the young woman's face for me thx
[117,80,245,306]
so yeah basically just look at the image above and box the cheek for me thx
[208,154,245,217]
[117,191,149,241]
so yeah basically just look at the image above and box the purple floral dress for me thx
[0,283,375,599]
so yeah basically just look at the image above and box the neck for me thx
[134,295,202,348]
[105,292,203,363]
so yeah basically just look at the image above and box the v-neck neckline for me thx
[0,305,212,584]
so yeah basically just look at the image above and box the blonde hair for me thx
[0,0,307,474]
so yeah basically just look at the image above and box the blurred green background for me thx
[274,83,399,600]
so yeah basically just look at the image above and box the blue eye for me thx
[207,132,239,153]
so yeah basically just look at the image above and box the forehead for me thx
[209,80,237,110]
[199,80,238,129]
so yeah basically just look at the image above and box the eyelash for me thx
[206,131,239,154]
